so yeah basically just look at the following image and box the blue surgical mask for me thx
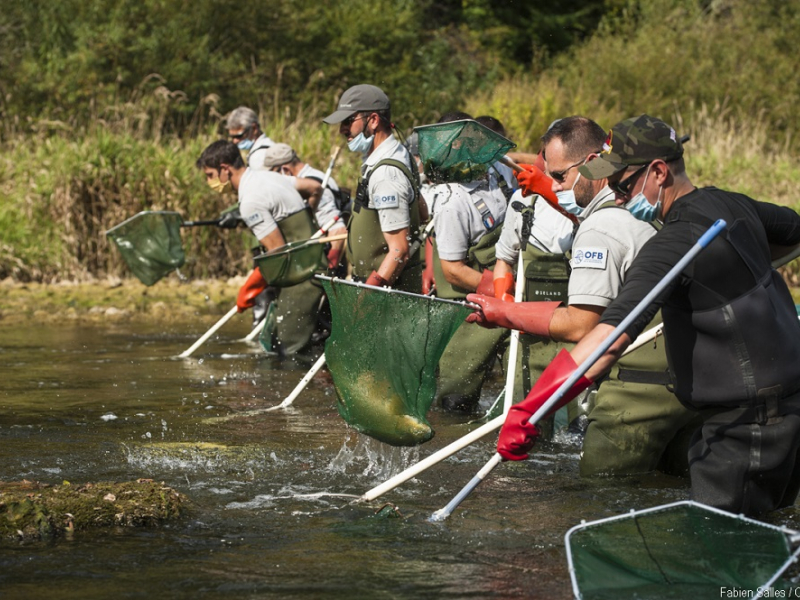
[237,138,254,151]
[347,131,373,154]
[556,173,584,216]
[626,166,662,222]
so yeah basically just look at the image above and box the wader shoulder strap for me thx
[353,158,420,214]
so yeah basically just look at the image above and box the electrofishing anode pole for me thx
[429,218,728,522]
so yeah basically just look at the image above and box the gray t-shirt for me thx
[431,181,507,261]
[295,163,344,231]
[568,186,659,307]
[238,169,306,241]
[363,135,415,232]
[247,134,276,171]
[495,189,575,264]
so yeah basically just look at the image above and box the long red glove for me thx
[237,268,268,313]
[498,349,594,460]
[475,268,494,296]
[327,247,341,269]
[365,270,389,287]
[493,272,514,302]
[465,293,561,337]
[422,237,435,295]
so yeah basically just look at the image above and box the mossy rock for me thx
[0,479,187,542]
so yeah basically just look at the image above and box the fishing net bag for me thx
[253,240,325,288]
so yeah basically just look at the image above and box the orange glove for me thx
[327,247,341,270]
[465,293,561,337]
[497,349,593,460]
[365,270,389,287]
[515,164,558,204]
[475,268,494,296]
[236,268,268,313]
[493,272,515,302]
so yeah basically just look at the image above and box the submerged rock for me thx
[0,479,186,542]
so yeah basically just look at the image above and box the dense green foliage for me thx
[1,0,799,282]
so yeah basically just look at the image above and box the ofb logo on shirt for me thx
[572,247,608,270]
[373,194,399,209]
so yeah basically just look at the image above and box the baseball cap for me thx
[323,84,391,124]
[261,143,296,168]
[579,114,684,180]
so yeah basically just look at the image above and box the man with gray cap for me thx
[262,143,347,270]
[323,84,424,291]
[473,114,800,517]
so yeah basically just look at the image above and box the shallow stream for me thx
[1,318,795,599]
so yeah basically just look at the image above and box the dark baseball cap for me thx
[579,114,684,180]
[323,84,391,124]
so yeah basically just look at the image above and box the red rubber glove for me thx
[365,270,389,287]
[493,272,515,302]
[498,349,594,460]
[237,268,268,313]
[475,268,494,296]
[327,247,341,269]
[422,238,436,295]
[515,163,558,204]
[465,293,561,337]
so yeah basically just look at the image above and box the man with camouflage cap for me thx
[323,84,425,291]
[474,113,800,517]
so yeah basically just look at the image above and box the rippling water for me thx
[1,319,796,599]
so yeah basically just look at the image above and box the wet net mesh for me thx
[320,277,472,446]
[566,501,795,599]
[415,119,516,184]
[106,211,185,286]
[254,240,324,287]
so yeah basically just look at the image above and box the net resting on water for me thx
[319,277,472,446]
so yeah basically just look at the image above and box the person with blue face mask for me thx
[323,84,427,292]
[472,116,697,478]
[226,106,276,171]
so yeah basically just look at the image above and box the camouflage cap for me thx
[579,114,684,180]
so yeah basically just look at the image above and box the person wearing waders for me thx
[261,143,349,273]
[197,140,324,356]
[472,115,800,516]
[424,113,510,413]
[323,84,427,292]
[478,116,698,476]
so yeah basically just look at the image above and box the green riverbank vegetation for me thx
[1,0,799,284]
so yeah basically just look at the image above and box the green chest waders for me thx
[432,227,509,410]
[346,159,423,293]
[271,208,326,356]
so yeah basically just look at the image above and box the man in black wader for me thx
[323,84,426,292]
[425,112,510,413]
[472,114,800,517]
[476,116,699,477]
[197,140,325,356]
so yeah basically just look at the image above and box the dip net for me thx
[106,211,185,286]
[319,277,472,446]
[414,119,516,184]
[565,501,800,599]
[253,240,325,287]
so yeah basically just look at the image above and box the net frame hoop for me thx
[315,275,479,310]
[104,210,184,237]
[564,500,800,600]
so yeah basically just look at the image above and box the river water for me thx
[1,318,797,599]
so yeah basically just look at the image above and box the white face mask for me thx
[626,165,662,222]
[555,173,584,216]
[347,131,373,154]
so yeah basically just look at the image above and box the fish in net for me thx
[319,277,472,446]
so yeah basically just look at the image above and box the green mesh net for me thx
[319,277,472,446]
[566,501,798,599]
[254,240,325,288]
[106,211,185,286]
[415,119,516,183]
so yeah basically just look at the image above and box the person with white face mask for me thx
[323,84,426,292]
[474,116,698,478]
[226,106,275,171]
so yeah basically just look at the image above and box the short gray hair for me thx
[227,106,258,130]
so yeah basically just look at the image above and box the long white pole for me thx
[177,305,239,359]
[503,253,526,413]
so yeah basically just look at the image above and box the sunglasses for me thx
[229,125,252,141]
[548,158,585,184]
[609,164,649,197]
[341,113,368,127]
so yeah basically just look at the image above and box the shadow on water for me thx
[4,319,792,599]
